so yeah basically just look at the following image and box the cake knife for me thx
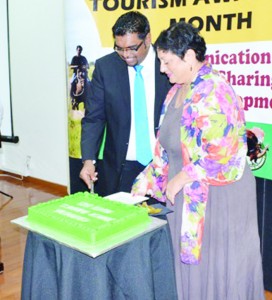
[90,181,94,194]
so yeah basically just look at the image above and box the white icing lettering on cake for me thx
[61,203,89,214]
[88,213,114,222]
[78,202,95,208]
[78,202,112,214]
[91,206,112,214]
[55,209,89,222]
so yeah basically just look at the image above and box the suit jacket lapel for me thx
[117,55,130,108]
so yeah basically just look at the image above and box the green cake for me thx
[27,192,150,244]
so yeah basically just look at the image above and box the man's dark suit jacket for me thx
[81,50,171,196]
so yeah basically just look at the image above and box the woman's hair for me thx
[155,21,206,62]
[112,11,150,40]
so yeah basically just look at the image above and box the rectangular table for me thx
[21,226,178,300]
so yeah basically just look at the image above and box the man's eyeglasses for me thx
[114,39,145,53]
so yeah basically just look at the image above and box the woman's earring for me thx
[190,65,192,71]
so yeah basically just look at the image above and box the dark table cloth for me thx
[21,225,177,300]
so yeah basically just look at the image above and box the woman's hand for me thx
[131,173,152,197]
[166,171,193,205]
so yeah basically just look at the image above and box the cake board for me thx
[11,215,167,258]
[104,191,149,204]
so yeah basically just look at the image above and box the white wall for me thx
[0,0,69,186]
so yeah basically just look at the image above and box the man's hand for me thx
[79,160,98,190]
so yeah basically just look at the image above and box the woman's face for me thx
[157,49,190,84]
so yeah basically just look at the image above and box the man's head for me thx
[112,11,151,66]
[76,45,83,56]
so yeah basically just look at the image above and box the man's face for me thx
[77,48,82,56]
[114,32,151,66]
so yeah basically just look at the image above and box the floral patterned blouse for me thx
[132,62,247,264]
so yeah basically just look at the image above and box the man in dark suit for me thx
[80,11,171,197]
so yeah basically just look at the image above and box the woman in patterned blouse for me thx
[132,22,264,300]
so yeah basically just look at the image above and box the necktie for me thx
[134,65,152,166]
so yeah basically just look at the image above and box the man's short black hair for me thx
[112,11,150,40]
